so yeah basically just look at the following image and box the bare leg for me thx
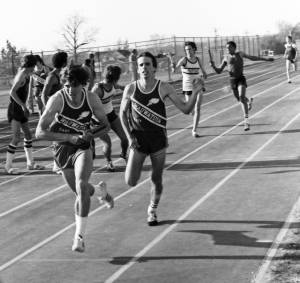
[125,148,147,187]
[192,92,203,137]
[147,148,166,225]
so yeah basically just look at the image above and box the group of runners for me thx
[6,36,297,252]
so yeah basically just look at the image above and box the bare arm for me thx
[87,92,110,138]
[241,51,274,62]
[10,70,30,117]
[114,83,125,91]
[160,81,202,114]
[41,74,57,106]
[173,57,187,72]
[210,58,227,74]
[119,83,135,144]
[197,57,207,79]
[91,83,104,99]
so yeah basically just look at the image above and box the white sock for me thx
[96,181,107,198]
[6,151,14,169]
[244,117,249,124]
[24,143,34,166]
[74,214,87,239]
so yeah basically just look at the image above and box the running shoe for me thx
[106,161,115,172]
[72,235,85,253]
[120,153,127,162]
[244,123,250,131]
[147,206,158,226]
[27,163,45,170]
[98,181,114,209]
[192,131,200,138]
[248,98,254,111]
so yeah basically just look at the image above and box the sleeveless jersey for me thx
[96,82,116,114]
[181,57,202,91]
[285,43,297,60]
[32,67,47,93]
[129,80,167,131]
[10,76,30,104]
[50,88,93,146]
[224,52,244,78]
[47,70,62,97]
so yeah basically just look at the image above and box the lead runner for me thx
[36,66,114,252]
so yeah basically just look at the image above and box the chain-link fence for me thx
[1,35,261,89]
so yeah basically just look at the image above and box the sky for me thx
[1,0,300,52]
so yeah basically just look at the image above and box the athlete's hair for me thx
[84,59,91,66]
[227,41,237,49]
[21,54,37,68]
[52,51,68,68]
[63,65,89,86]
[184,41,197,51]
[34,55,45,66]
[137,52,157,68]
[287,35,293,41]
[104,65,122,83]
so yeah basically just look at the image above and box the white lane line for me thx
[252,197,300,282]
[104,103,300,283]
[0,84,298,273]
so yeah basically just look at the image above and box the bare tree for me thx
[62,14,98,63]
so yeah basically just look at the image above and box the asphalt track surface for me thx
[1,59,300,283]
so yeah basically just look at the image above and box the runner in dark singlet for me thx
[41,51,68,173]
[210,41,274,131]
[284,35,297,83]
[41,51,68,106]
[5,55,45,174]
[120,52,203,226]
[36,66,113,253]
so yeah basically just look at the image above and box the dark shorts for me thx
[106,110,118,123]
[288,58,296,64]
[183,91,193,96]
[132,129,168,155]
[53,142,94,169]
[7,102,28,124]
[229,76,247,90]
[33,87,43,98]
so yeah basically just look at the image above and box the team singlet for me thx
[96,83,116,114]
[10,77,30,104]
[50,87,93,145]
[129,80,167,131]
[181,57,202,91]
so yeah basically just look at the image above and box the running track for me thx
[0,59,299,283]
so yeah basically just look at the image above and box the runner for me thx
[209,40,274,131]
[120,51,203,226]
[128,49,138,81]
[284,35,297,83]
[173,41,207,137]
[28,55,51,116]
[35,66,114,252]
[41,51,68,174]
[92,65,128,171]
[41,51,68,106]
[5,54,45,174]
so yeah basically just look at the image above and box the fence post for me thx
[173,36,177,57]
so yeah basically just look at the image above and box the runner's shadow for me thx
[166,158,300,172]
[110,253,300,265]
